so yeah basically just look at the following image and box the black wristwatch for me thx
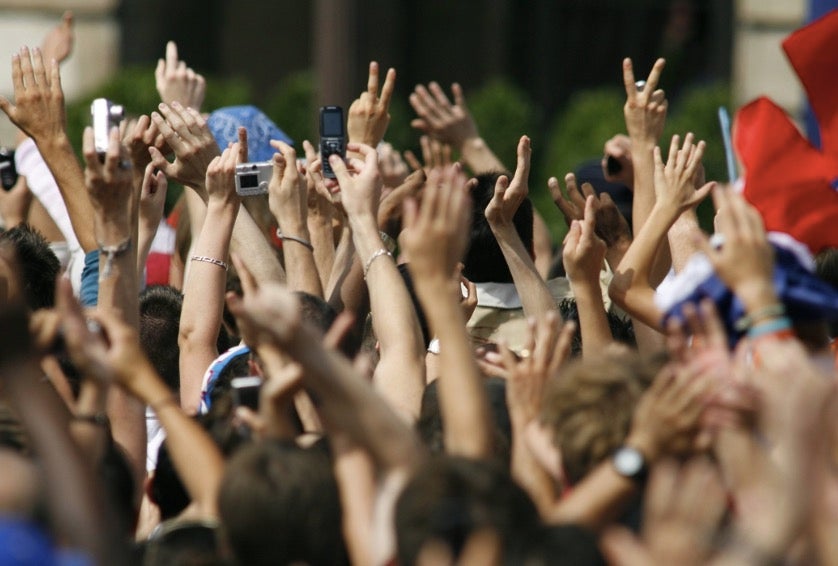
[612,445,648,484]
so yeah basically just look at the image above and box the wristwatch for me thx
[612,445,648,484]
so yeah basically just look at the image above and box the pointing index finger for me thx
[622,58,637,99]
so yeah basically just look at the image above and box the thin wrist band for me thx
[98,237,132,281]
[276,228,314,252]
[191,255,229,271]
[363,248,393,279]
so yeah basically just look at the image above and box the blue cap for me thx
[207,106,294,163]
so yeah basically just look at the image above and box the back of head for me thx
[541,352,659,485]
[218,441,347,566]
[0,224,60,310]
[139,286,184,394]
[463,172,533,283]
[395,455,539,566]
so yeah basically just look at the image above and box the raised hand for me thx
[562,196,607,286]
[653,134,714,214]
[698,188,777,313]
[149,101,220,192]
[601,458,727,566]
[268,140,307,230]
[40,11,74,65]
[138,163,168,234]
[82,125,133,240]
[503,313,575,425]
[347,61,396,147]
[0,47,66,142]
[155,41,206,110]
[409,82,480,148]
[602,134,634,187]
[329,142,383,221]
[401,163,472,283]
[623,58,668,144]
[205,142,241,208]
[378,141,410,188]
[484,135,531,228]
[125,114,169,172]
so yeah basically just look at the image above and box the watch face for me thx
[614,447,644,476]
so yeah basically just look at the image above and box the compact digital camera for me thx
[235,161,273,196]
[0,147,17,191]
[319,105,345,179]
[91,98,125,155]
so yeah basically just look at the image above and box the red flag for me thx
[734,8,838,254]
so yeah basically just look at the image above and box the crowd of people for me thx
[0,7,837,566]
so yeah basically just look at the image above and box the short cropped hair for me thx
[0,224,60,310]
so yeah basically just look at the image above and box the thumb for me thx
[328,153,351,190]
[0,96,15,119]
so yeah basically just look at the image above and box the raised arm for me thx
[347,61,396,152]
[609,135,713,328]
[178,143,240,413]
[155,41,206,111]
[400,163,493,458]
[268,140,323,297]
[484,135,557,318]
[59,280,225,519]
[410,81,505,174]
[330,144,426,420]
[81,125,146,487]
[0,303,125,565]
[149,103,285,284]
[562,196,613,358]
[0,47,96,251]
[227,282,423,472]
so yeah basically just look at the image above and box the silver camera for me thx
[235,161,273,196]
[91,98,125,155]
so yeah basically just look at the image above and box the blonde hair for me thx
[540,351,661,485]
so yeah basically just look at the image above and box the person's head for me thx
[218,441,347,566]
[558,298,636,356]
[139,286,184,394]
[395,455,539,566]
[463,172,533,283]
[540,352,658,486]
[417,378,511,466]
[0,224,60,310]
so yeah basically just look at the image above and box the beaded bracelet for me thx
[363,248,393,279]
[276,228,314,252]
[191,255,229,271]
[747,316,793,340]
[734,303,786,332]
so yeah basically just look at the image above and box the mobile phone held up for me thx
[0,147,18,191]
[231,376,262,411]
[320,106,345,179]
[91,98,125,157]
